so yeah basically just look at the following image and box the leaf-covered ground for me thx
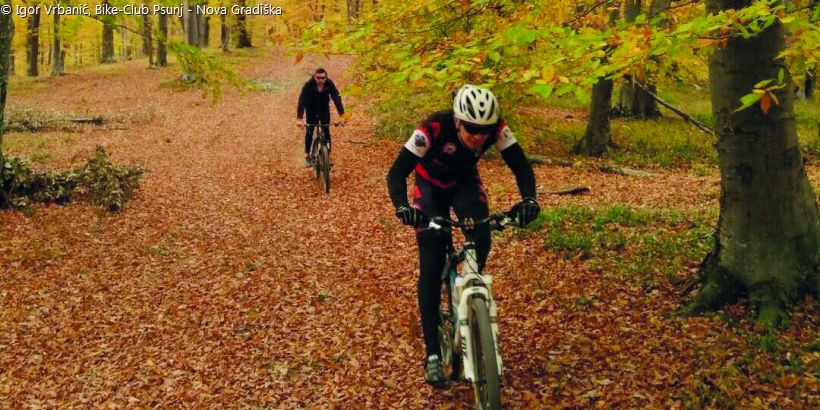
[1,48,817,409]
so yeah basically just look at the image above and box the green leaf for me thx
[488,51,501,62]
[529,84,554,99]
[574,87,590,105]
[556,83,574,96]
[754,79,773,88]
[734,93,762,112]
[777,69,784,84]
[392,71,409,83]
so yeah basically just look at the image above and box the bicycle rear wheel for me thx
[469,297,501,410]
[320,144,330,194]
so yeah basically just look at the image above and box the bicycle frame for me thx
[305,123,331,161]
[431,216,508,383]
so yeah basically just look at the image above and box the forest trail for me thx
[1,48,815,408]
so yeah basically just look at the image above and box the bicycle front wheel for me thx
[312,130,321,179]
[438,303,462,380]
[320,144,330,194]
[470,297,501,410]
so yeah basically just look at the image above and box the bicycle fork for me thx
[452,247,503,382]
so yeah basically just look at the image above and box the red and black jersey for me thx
[403,110,517,189]
[387,110,534,211]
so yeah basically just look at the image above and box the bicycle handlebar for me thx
[297,122,343,128]
[427,213,515,233]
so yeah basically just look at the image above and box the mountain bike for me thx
[300,122,341,194]
[428,213,512,410]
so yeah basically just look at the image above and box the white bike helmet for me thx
[453,85,499,125]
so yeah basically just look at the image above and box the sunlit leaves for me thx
[734,72,787,114]
[289,0,818,115]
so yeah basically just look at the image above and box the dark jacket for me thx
[297,77,345,122]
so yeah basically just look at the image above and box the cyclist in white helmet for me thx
[386,85,540,385]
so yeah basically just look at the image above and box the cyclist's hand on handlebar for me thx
[395,206,427,228]
[508,197,541,227]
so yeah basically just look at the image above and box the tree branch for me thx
[563,0,610,26]
[633,81,715,136]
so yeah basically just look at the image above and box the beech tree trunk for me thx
[0,0,13,153]
[683,0,819,328]
[221,14,230,53]
[26,9,40,76]
[51,11,63,76]
[197,3,208,48]
[101,1,115,63]
[573,78,614,156]
[347,0,363,22]
[573,1,619,156]
[614,0,661,119]
[236,0,252,48]
[181,0,200,82]
[142,12,155,67]
[120,20,131,60]
[157,13,167,67]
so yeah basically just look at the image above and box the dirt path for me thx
[1,49,815,409]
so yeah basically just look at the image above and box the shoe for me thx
[424,355,446,386]
[304,157,311,168]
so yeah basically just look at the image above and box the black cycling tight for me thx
[413,174,491,357]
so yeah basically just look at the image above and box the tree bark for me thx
[573,77,615,156]
[181,0,200,82]
[0,0,13,153]
[197,3,208,48]
[51,10,63,76]
[220,14,230,53]
[26,9,40,76]
[347,0,363,22]
[649,0,670,19]
[142,12,155,67]
[574,1,619,156]
[236,0,252,48]
[157,13,167,67]
[614,0,661,119]
[120,19,131,60]
[200,16,209,48]
[101,1,116,63]
[683,0,819,328]
[806,70,815,100]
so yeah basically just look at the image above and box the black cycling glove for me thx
[508,197,541,227]
[396,206,427,228]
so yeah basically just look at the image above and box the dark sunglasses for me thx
[462,121,494,136]
[315,75,327,80]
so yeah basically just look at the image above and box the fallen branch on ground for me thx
[527,154,573,167]
[544,186,591,195]
[633,81,715,137]
[600,165,661,177]
[69,117,104,125]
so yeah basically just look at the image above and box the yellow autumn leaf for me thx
[541,65,555,81]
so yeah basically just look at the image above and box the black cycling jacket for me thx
[387,110,536,209]
[297,77,345,123]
